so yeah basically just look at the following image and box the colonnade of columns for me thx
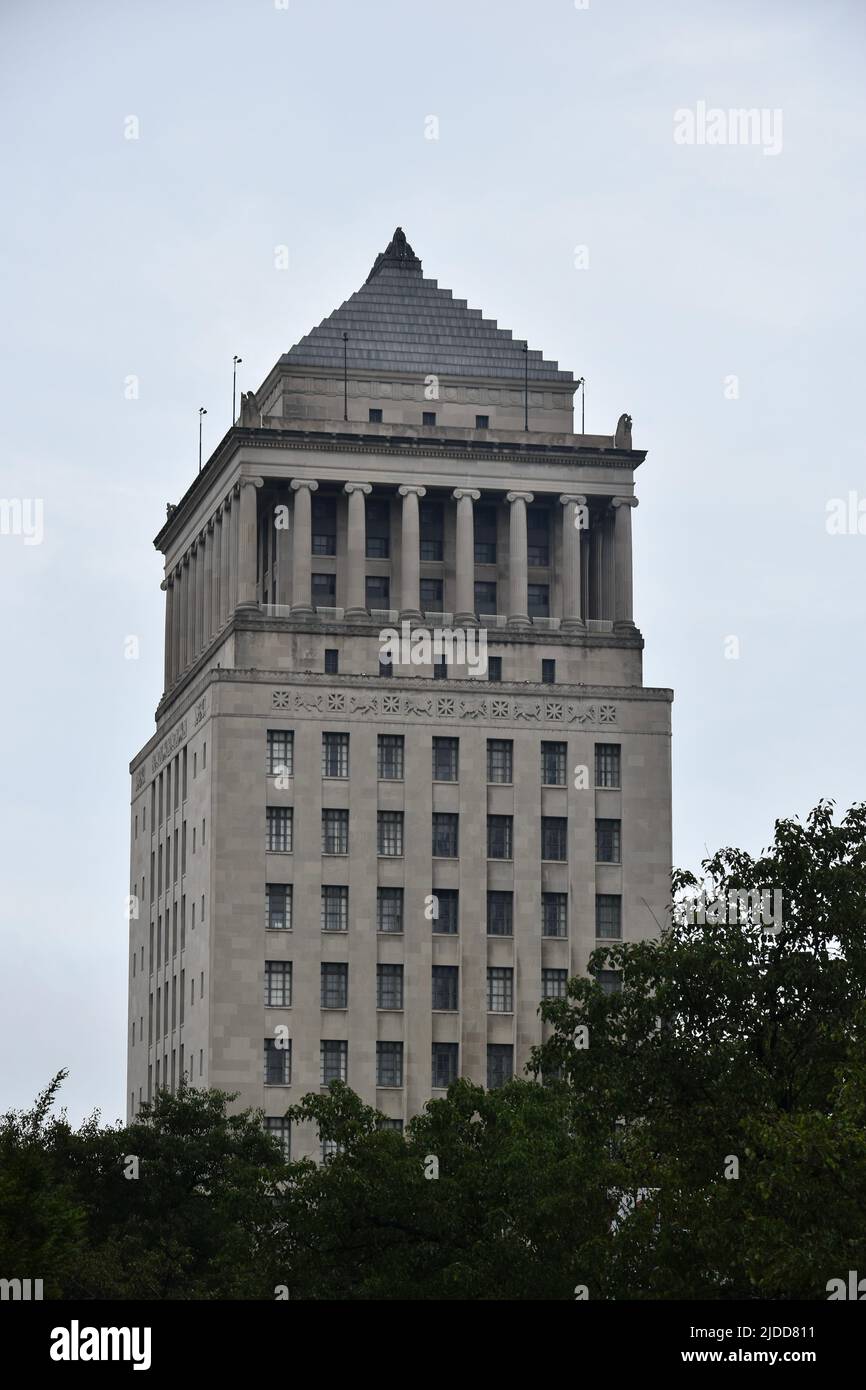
[162,475,638,691]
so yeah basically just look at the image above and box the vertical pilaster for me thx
[398,484,426,620]
[343,482,372,619]
[612,496,638,629]
[162,578,173,688]
[558,494,587,631]
[452,488,480,624]
[290,479,318,615]
[506,490,533,627]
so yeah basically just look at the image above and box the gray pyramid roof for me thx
[281,229,574,384]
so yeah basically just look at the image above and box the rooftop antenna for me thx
[522,343,529,431]
[342,332,349,421]
[198,407,207,472]
[576,377,586,434]
[232,355,243,424]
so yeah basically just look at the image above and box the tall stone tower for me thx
[127,229,672,1159]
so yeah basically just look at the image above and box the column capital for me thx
[207,516,215,533]
[160,578,169,592]
[398,484,426,498]
[240,475,264,491]
[612,495,639,509]
[343,481,372,496]
[559,493,587,506]
[506,490,534,505]
[452,488,480,502]
[291,478,319,494]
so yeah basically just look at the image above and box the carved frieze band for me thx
[272,688,616,726]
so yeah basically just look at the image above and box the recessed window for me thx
[366,575,390,609]
[596,819,621,864]
[378,656,393,678]
[487,655,502,682]
[432,1042,458,1088]
[475,414,489,429]
[528,584,550,618]
[377,886,404,933]
[542,892,568,938]
[266,807,292,853]
[540,741,566,786]
[377,734,404,780]
[419,500,443,560]
[487,890,513,937]
[596,894,622,939]
[321,962,348,1009]
[366,499,390,558]
[488,967,514,1013]
[377,963,404,1010]
[487,815,513,860]
[321,1039,347,1085]
[422,411,436,427]
[541,816,568,861]
[264,1038,291,1086]
[264,1116,291,1162]
[432,737,459,781]
[321,885,348,932]
[433,656,448,680]
[486,739,513,784]
[475,581,497,615]
[265,961,292,1008]
[311,496,337,555]
[541,968,568,1000]
[431,887,458,934]
[527,506,550,566]
[322,809,349,855]
[541,658,556,684]
[265,883,292,931]
[322,731,349,778]
[432,812,459,858]
[368,408,383,423]
[595,969,622,995]
[324,648,339,675]
[595,743,621,788]
[420,578,443,612]
[312,572,336,605]
[376,1041,404,1087]
[377,810,404,856]
[432,965,459,1012]
[487,1043,514,1089]
[474,505,497,564]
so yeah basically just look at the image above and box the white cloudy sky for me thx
[1,0,864,1123]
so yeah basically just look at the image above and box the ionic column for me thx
[398,484,426,620]
[290,479,318,615]
[171,566,182,681]
[558,494,587,631]
[275,490,291,607]
[193,539,204,657]
[506,490,533,627]
[452,488,480,624]
[162,578,173,687]
[590,509,606,621]
[180,553,192,670]
[343,482,372,619]
[612,496,639,629]
[218,501,230,625]
[237,476,264,609]
[202,524,213,643]
[227,488,239,616]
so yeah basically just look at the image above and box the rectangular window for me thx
[265,961,292,1008]
[420,578,444,613]
[366,575,390,609]
[487,1043,514,1089]
[378,656,393,678]
[321,885,349,932]
[486,738,513,783]
[264,1116,291,1162]
[541,658,556,684]
[432,1042,459,1089]
[324,648,339,675]
[432,812,459,858]
[366,499,390,558]
[474,580,497,615]
[422,410,436,427]
[321,962,348,1009]
[322,731,349,778]
[487,815,513,860]
[596,894,622,939]
[474,504,497,564]
[311,495,337,555]
[542,968,568,1000]
[377,963,404,1010]
[312,572,336,605]
[541,741,567,785]
[321,1039,348,1085]
[432,887,458,934]
[475,413,489,429]
[267,730,293,776]
[181,822,187,874]
[527,506,550,567]
[433,656,448,680]
[542,892,568,938]
[419,500,443,560]
[595,970,622,996]
[378,734,404,780]
[378,1117,404,1133]
[595,743,621,788]
[528,583,550,617]
[267,807,293,853]
[432,736,458,781]
[376,1041,403,1087]
[264,1038,291,1086]
[432,964,459,1011]
[542,816,568,861]
[368,408,383,424]
[377,810,404,856]
[487,655,502,682]
[322,809,349,855]
[487,890,513,937]
[488,967,514,1013]
[596,819,621,864]
[377,886,404,933]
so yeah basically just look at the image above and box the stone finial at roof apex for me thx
[365,226,423,283]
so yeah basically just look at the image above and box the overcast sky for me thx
[1,0,864,1124]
